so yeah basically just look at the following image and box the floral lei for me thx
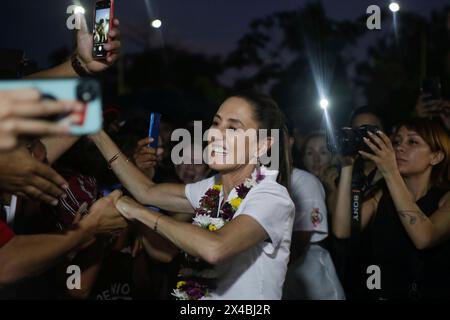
[172,170,265,300]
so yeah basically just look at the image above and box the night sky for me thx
[1,0,448,68]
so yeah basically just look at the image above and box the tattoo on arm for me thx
[397,210,428,225]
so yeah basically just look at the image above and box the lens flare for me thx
[389,2,400,13]
[319,98,329,109]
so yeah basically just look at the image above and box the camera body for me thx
[0,78,103,135]
[327,124,379,156]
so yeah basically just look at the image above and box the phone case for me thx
[0,78,103,135]
[148,112,161,148]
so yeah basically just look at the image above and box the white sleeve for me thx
[184,176,215,209]
[291,171,328,242]
[236,181,295,254]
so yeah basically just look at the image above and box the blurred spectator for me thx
[283,167,344,300]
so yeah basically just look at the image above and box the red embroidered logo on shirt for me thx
[311,208,323,227]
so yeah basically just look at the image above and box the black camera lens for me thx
[76,79,99,103]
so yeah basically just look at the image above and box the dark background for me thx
[1,0,449,132]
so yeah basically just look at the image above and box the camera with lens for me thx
[327,124,379,156]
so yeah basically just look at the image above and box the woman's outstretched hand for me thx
[76,15,121,72]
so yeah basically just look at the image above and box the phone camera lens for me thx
[77,79,98,102]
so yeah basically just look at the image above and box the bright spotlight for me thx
[73,6,85,15]
[389,2,400,13]
[319,98,329,109]
[151,19,162,29]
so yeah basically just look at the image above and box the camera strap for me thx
[350,158,365,239]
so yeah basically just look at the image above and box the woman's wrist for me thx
[132,206,148,223]
[88,130,105,144]
[384,169,402,184]
[71,53,93,77]
[340,165,354,175]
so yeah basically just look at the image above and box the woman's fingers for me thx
[358,150,376,161]
[23,185,59,206]
[363,136,381,154]
[104,40,121,52]
[376,131,393,148]
[106,53,119,64]
[34,160,69,189]
[136,137,153,148]
[0,118,71,136]
[109,27,121,39]
[3,100,81,118]
[73,202,88,225]
[366,131,385,150]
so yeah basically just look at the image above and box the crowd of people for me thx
[1,12,450,301]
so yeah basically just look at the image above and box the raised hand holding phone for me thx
[75,0,120,73]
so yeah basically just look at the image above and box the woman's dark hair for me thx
[232,92,293,191]
[395,117,450,189]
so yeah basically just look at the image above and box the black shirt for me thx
[370,184,450,299]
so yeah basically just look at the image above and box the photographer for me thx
[332,118,450,299]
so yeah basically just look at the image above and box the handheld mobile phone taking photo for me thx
[0,78,103,135]
[148,112,161,148]
[93,0,115,59]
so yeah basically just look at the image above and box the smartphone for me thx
[421,77,442,102]
[92,0,115,60]
[0,78,103,135]
[148,112,161,148]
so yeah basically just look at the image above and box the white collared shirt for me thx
[185,167,295,300]
[290,168,328,243]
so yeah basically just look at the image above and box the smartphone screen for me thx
[93,0,113,59]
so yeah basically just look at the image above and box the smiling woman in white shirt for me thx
[91,92,295,300]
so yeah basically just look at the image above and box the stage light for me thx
[319,98,329,109]
[389,2,400,13]
[151,19,162,29]
[73,6,85,15]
